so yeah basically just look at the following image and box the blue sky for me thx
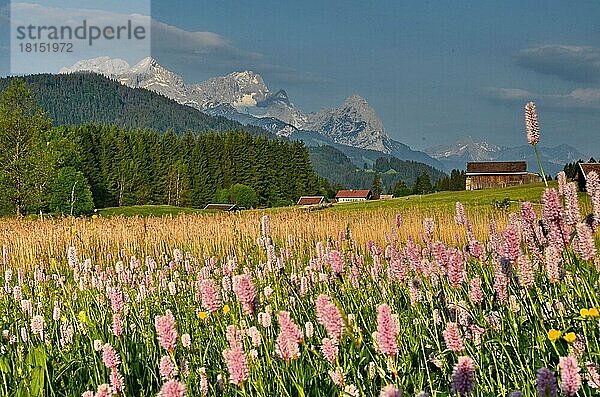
[2,1,600,154]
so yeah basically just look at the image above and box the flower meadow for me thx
[0,173,598,397]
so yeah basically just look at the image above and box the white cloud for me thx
[515,45,600,83]
[488,86,600,109]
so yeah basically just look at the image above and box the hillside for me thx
[0,73,272,137]
[308,145,446,191]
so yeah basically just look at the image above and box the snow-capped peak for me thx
[59,56,130,78]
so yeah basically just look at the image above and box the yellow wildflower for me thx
[580,308,590,318]
[563,332,576,343]
[223,304,230,315]
[589,308,599,318]
[91,214,98,220]
[197,311,208,320]
[547,329,561,342]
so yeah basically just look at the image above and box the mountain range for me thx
[60,56,445,170]
[425,136,585,176]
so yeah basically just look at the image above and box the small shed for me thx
[297,196,325,206]
[465,161,541,190]
[335,189,372,203]
[203,203,238,211]
[575,162,600,191]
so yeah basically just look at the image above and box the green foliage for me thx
[71,126,319,209]
[390,180,411,197]
[49,167,95,216]
[412,171,434,195]
[371,172,382,197]
[0,74,271,138]
[434,169,467,192]
[0,79,53,216]
[215,184,259,208]
[309,146,446,192]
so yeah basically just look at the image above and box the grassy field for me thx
[2,183,573,269]
[0,180,599,396]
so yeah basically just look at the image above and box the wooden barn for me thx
[575,162,600,191]
[203,203,238,211]
[465,161,541,190]
[335,189,372,203]
[296,196,325,206]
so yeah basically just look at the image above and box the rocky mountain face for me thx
[426,136,584,176]
[60,56,443,169]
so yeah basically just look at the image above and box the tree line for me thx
[0,79,321,216]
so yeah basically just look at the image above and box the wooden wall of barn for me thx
[466,174,541,190]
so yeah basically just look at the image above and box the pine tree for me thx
[0,79,53,216]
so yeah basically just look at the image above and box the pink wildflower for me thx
[328,367,345,387]
[451,356,475,395]
[159,355,177,381]
[469,277,483,305]
[455,202,466,225]
[321,337,338,364]
[232,274,257,315]
[517,254,534,289]
[94,384,113,397]
[564,182,581,225]
[81,391,94,397]
[586,362,600,389]
[181,333,191,349]
[315,295,344,341]
[559,356,581,396]
[102,343,120,369]
[557,171,567,196]
[158,380,186,397]
[525,102,540,145]
[261,215,270,237]
[200,279,221,313]
[112,313,123,337]
[502,222,521,262]
[30,315,44,340]
[109,368,124,394]
[380,384,402,397]
[545,245,561,283]
[155,310,178,352]
[376,303,398,357]
[247,326,261,347]
[223,344,248,386]
[199,367,209,396]
[328,250,344,275]
[443,322,464,353]
[575,223,597,261]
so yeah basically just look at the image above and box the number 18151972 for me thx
[19,42,73,52]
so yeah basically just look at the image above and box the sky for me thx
[1,1,600,155]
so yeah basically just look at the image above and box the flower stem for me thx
[533,144,548,187]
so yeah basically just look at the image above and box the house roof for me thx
[577,163,600,180]
[203,203,238,211]
[297,196,325,206]
[466,161,528,175]
[335,189,372,199]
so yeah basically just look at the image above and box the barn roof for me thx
[297,196,325,206]
[466,161,528,175]
[577,163,600,180]
[203,203,238,211]
[335,189,372,199]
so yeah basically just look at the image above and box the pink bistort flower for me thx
[525,102,540,145]
[559,356,581,396]
[158,379,186,397]
[155,310,178,352]
[315,295,344,341]
[443,322,464,353]
[102,343,120,369]
[376,303,398,357]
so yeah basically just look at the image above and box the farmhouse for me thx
[296,196,325,206]
[465,161,541,190]
[574,162,600,191]
[335,189,372,203]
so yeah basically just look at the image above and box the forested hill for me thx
[0,73,271,137]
